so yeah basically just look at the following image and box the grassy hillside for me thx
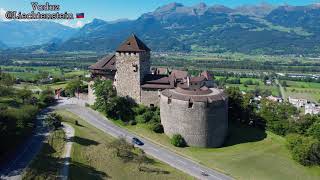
[111,119,320,180]
[56,110,192,180]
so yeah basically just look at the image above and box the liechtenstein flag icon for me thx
[76,13,84,18]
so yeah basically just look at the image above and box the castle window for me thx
[150,104,154,108]
[188,101,193,108]
[168,98,172,104]
[132,63,138,72]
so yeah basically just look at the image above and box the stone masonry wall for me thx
[141,89,161,107]
[115,52,150,104]
[160,94,228,147]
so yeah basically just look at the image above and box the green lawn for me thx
[23,129,66,180]
[56,110,192,180]
[108,119,320,180]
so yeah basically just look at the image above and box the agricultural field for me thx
[215,76,280,96]
[283,80,320,102]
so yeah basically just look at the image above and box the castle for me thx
[88,34,228,147]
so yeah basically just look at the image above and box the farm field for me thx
[283,80,320,102]
[215,76,280,96]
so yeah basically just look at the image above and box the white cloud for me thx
[60,20,87,28]
[0,8,9,21]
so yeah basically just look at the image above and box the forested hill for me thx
[5,3,320,55]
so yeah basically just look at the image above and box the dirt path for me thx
[59,123,75,180]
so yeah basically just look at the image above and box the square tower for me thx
[114,34,151,103]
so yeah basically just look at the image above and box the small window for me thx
[188,101,193,108]
[168,98,172,104]
[150,104,154,108]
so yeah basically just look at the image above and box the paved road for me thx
[0,108,51,180]
[275,79,286,101]
[57,99,233,180]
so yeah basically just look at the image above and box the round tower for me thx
[160,87,228,147]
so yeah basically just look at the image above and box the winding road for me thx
[57,98,233,180]
[0,108,51,180]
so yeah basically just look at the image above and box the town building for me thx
[88,34,228,147]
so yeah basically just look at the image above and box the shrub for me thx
[308,122,320,141]
[148,122,164,133]
[142,110,154,123]
[128,120,137,126]
[135,115,146,124]
[286,134,320,166]
[45,113,63,130]
[133,105,147,115]
[170,134,186,147]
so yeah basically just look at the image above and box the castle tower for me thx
[114,34,151,103]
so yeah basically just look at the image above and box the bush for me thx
[286,134,320,166]
[45,113,63,130]
[308,122,320,141]
[135,115,146,124]
[170,134,186,147]
[142,111,154,123]
[148,122,164,133]
[133,105,147,115]
[39,88,55,107]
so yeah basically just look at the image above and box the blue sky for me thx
[0,0,319,27]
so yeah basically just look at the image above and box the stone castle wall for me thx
[115,52,150,103]
[160,94,228,147]
[141,89,160,107]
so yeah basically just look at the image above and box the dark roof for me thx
[142,74,174,89]
[116,34,151,52]
[89,55,116,71]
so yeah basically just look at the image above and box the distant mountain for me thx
[235,3,276,17]
[266,4,320,33]
[0,21,77,47]
[6,3,320,55]
[0,41,7,49]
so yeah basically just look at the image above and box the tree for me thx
[65,79,85,97]
[259,100,297,136]
[92,79,116,111]
[39,88,55,107]
[135,149,149,171]
[108,138,134,161]
[308,122,320,141]
[286,134,320,166]
[17,88,32,104]
[45,113,62,130]
[170,134,186,147]
[106,96,135,121]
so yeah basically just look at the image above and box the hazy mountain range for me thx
[2,3,320,55]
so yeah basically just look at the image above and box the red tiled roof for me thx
[89,55,116,71]
[190,76,206,83]
[170,70,188,79]
[116,34,151,52]
[200,71,213,80]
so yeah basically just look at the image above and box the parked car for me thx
[132,137,144,146]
